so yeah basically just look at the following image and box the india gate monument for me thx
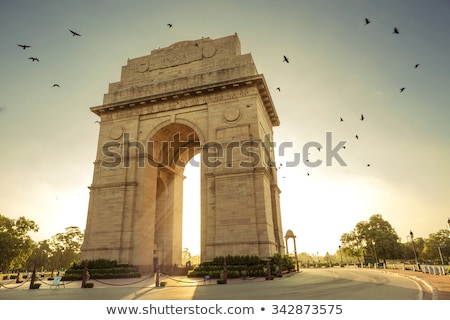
[81,34,285,273]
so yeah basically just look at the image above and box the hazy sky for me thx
[1,0,449,256]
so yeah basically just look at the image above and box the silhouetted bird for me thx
[28,57,39,62]
[283,55,289,63]
[167,23,173,28]
[276,87,281,92]
[340,117,344,122]
[307,173,310,176]
[355,134,359,140]
[365,18,370,25]
[400,87,405,92]
[393,27,399,34]
[69,29,81,36]
[367,164,371,167]
[52,84,60,87]
[17,44,31,49]
[415,64,420,68]
[361,114,365,121]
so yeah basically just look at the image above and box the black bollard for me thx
[29,263,37,289]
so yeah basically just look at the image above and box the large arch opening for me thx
[182,154,201,267]
[147,122,201,273]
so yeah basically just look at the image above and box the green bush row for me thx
[63,259,141,280]
[188,264,266,279]
[187,254,296,279]
[69,259,130,270]
[188,267,267,279]
[63,269,141,281]
[202,255,263,266]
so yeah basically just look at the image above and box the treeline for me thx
[2,213,449,273]
[0,214,84,273]
[338,214,450,265]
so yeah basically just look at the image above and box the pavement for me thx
[1,268,449,300]
[379,268,450,300]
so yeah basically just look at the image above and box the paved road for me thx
[0,268,428,300]
[190,269,424,300]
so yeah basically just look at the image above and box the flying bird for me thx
[69,29,81,36]
[360,114,365,121]
[415,64,420,68]
[17,44,31,50]
[283,55,289,63]
[52,84,60,87]
[367,164,371,167]
[276,87,281,92]
[28,57,39,62]
[400,87,405,92]
[364,18,371,25]
[355,134,359,140]
[167,23,173,28]
[392,27,399,34]
[340,117,344,122]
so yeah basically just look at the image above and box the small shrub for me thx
[217,279,227,284]
[31,283,41,289]
[84,282,94,288]
[159,281,167,287]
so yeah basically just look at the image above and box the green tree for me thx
[25,240,53,271]
[48,226,84,270]
[341,214,402,264]
[340,230,364,263]
[0,214,39,271]
[422,229,450,263]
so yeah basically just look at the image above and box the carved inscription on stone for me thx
[101,88,253,121]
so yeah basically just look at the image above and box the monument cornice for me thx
[91,74,280,126]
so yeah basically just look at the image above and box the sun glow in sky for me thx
[1,0,449,257]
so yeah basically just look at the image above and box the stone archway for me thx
[81,34,285,273]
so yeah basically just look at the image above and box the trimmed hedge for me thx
[187,254,295,279]
[62,259,141,281]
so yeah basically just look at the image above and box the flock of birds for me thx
[275,17,422,177]
[16,29,81,88]
[13,23,174,108]
[13,19,420,178]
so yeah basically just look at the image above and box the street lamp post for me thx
[409,230,419,271]
[437,246,444,265]
[339,245,343,266]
